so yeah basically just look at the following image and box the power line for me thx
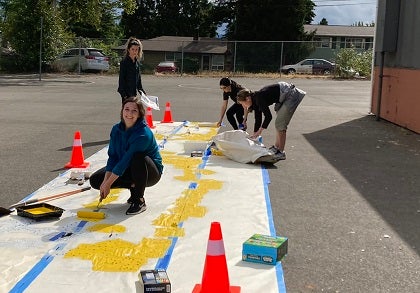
[313,0,376,6]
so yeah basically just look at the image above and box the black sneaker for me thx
[268,145,281,155]
[127,196,134,204]
[274,151,286,160]
[126,199,147,215]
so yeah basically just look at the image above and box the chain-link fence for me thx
[1,36,374,77]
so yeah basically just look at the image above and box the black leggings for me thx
[89,153,161,199]
[226,103,244,129]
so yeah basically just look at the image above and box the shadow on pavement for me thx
[304,115,420,256]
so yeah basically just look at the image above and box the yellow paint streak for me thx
[152,179,222,228]
[64,238,171,272]
[88,224,126,233]
[197,169,215,176]
[173,128,218,141]
[163,154,203,182]
[154,133,165,140]
[154,227,185,237]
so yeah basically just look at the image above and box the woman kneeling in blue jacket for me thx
[90,96,163,215]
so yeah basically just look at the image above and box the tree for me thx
[120,0,217,39]
[120,0,157,39]
[59,0,135,39]
[319,18,328,25]
[1,0,71,71]
[213,0,316,72]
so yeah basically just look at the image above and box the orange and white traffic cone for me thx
[161,102,174,123]
[146,107,155,128]
[64,131,90,169]
[192,222,241,293]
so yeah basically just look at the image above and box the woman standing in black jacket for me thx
[118,37,146,103]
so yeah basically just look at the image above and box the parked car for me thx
[280,58,335,75]
[51,48,109,72]
[155,61,178,73]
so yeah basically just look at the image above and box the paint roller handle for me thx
[9,186,92,209]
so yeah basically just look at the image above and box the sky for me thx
[216,1,377,37]
[312,0,377,25]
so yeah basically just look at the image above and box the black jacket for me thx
[251,84,280,129]
[118,56,145,99]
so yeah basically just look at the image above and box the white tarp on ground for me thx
[0,121,285,293]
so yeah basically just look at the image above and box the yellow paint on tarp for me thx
[154,227,185,237]
[197,169,215,176]
[64,237,171,272]
[152,214,181,227]
[154,133,165,140]
[83,188,122,210]
[152,179,222,228]
[88,224,126,233]
[163,154,203,182]
[173,128,218,141]
[163,155,202,167]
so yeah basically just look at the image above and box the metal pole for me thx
[233,41,237,74]
[376,51,385,121]
[181,41,184,76]
[78,37,81,74]
[280,42,284,77]
[38,16,43,81]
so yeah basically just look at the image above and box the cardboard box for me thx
[139,269,171,292]
[242,234,288,265]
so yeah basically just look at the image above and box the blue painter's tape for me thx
[9,242,68,293]
[155,221,185,270]
[74,220,88,232]
[13,220,89,290]
[261,165,287,293]
[49,232,66,241]
[9,254,54,293]
[189,182,198,189]
[155,146,210,271]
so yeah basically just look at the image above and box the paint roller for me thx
[77,210,106,219]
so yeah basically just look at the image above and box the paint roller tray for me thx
[16,203,64,220]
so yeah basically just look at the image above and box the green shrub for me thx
[334,48,373,78]
[182,58,199,73]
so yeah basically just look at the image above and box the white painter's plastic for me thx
[140,91,160,110]
[213,130,271,163]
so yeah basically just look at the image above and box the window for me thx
[164,52,182,61]
[345,38,364,49]
[301,60,313,66]
[314,37,332,48]
[211,55,224,71]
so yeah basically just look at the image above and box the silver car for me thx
[280,58,335,75]
[52,48,110,72]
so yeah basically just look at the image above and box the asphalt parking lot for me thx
[0,73,419,292]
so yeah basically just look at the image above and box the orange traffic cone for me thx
[64,131,90,169]
[161,102,174,123]
[146,107,155,128]
[192,222,241,293]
